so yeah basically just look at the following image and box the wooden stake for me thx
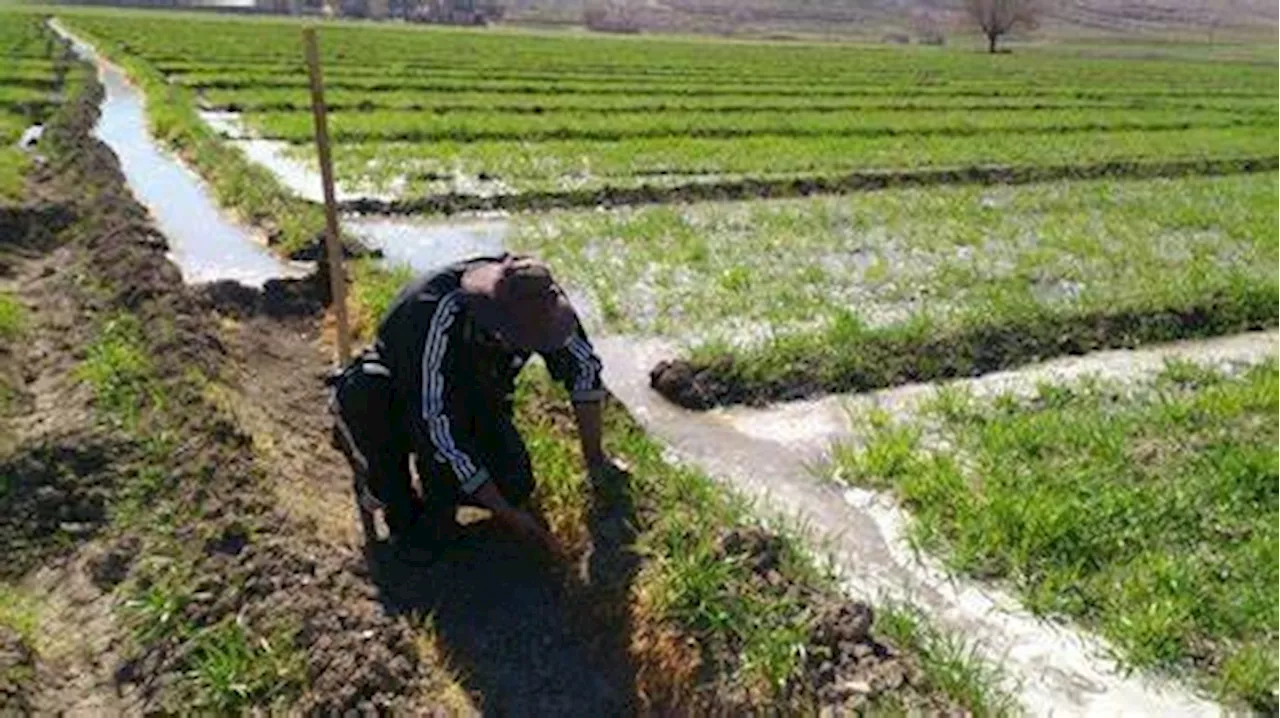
[303,26,351,365]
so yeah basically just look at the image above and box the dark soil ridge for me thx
[204,97,1279,116]
[337,154,1279,216]
[650,287,1280,409]
[260,115,1266,146]
[179,76,1274,101]
[2,54,430,714]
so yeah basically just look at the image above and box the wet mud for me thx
[651,290,1280,409]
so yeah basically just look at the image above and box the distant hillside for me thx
[504,0,1277,40]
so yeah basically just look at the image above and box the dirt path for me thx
[596,330,1278,716]
[0,216,135,716]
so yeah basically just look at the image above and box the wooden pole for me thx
[303,26,351,365]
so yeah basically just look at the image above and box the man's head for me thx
[461,255,578,353]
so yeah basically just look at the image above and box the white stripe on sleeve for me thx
[420,291,481,484]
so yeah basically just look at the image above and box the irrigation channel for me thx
[52,20,1276,716]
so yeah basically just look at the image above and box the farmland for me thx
[60,12,1277,200]
[8,5,1280,715]
[0,15,65,200]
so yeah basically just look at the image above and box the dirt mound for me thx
[200,276,327,319]
[711,527,958,713]
[0,435,131,581]
[0,203,75,275]
[650,355,742,410]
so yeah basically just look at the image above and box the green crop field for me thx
[0,14,64,201]
[59,12,1277,202]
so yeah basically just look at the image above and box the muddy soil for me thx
[1,58,428,714]
[651,291,1280,409]
[339,155,1276,216]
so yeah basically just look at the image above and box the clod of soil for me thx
[649,356,740,410]
[201,275,327,319]
[87,536,141,590]
[0,627,36,715]
[710,527,954,714]
[0,436,128,580]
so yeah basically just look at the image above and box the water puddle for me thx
[347,216,508,274]
[52,21,309,288]
[595,329,1278,716]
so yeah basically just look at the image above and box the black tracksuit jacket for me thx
[372,256,606,496]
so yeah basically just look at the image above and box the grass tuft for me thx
[0,293,25,341]
[187,618,306,713]
[75,312,160,430]
[875,602,1020,716]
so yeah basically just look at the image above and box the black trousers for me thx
[329,352,534,536]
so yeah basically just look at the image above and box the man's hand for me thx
[497,507,565,560]
[473,479,565,559]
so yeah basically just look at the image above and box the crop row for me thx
[198,87,1279,116]
[242,106,1268,145]
[1,12,58,59]
[148,58,1273,95]
[315,126,1278,196]
[507,171,1278,342]
[173,70,1274,102]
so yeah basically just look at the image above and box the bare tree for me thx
[966,0,1038,53]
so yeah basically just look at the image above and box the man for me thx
[329,253,614,565]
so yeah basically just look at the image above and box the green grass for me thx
[830,360,1279,711]
[0,293,25,342]
[513,172,1277,342]
[0,145,32,203]
[0,584,40,644]
[875,602,1019,716]
[514,367,1010,711]
[122,557,305,711]
[75,313,161,430]
[187,619,306,712]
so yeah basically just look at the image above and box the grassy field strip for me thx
[825,356,1278,711]
[0,15,65,201]
[241,107,1269,145]
[196,90,1280,116]
[592,329,1277,716]
[147,57,1280,89]
[173,74,1273,100]
[510,173,1277,341]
